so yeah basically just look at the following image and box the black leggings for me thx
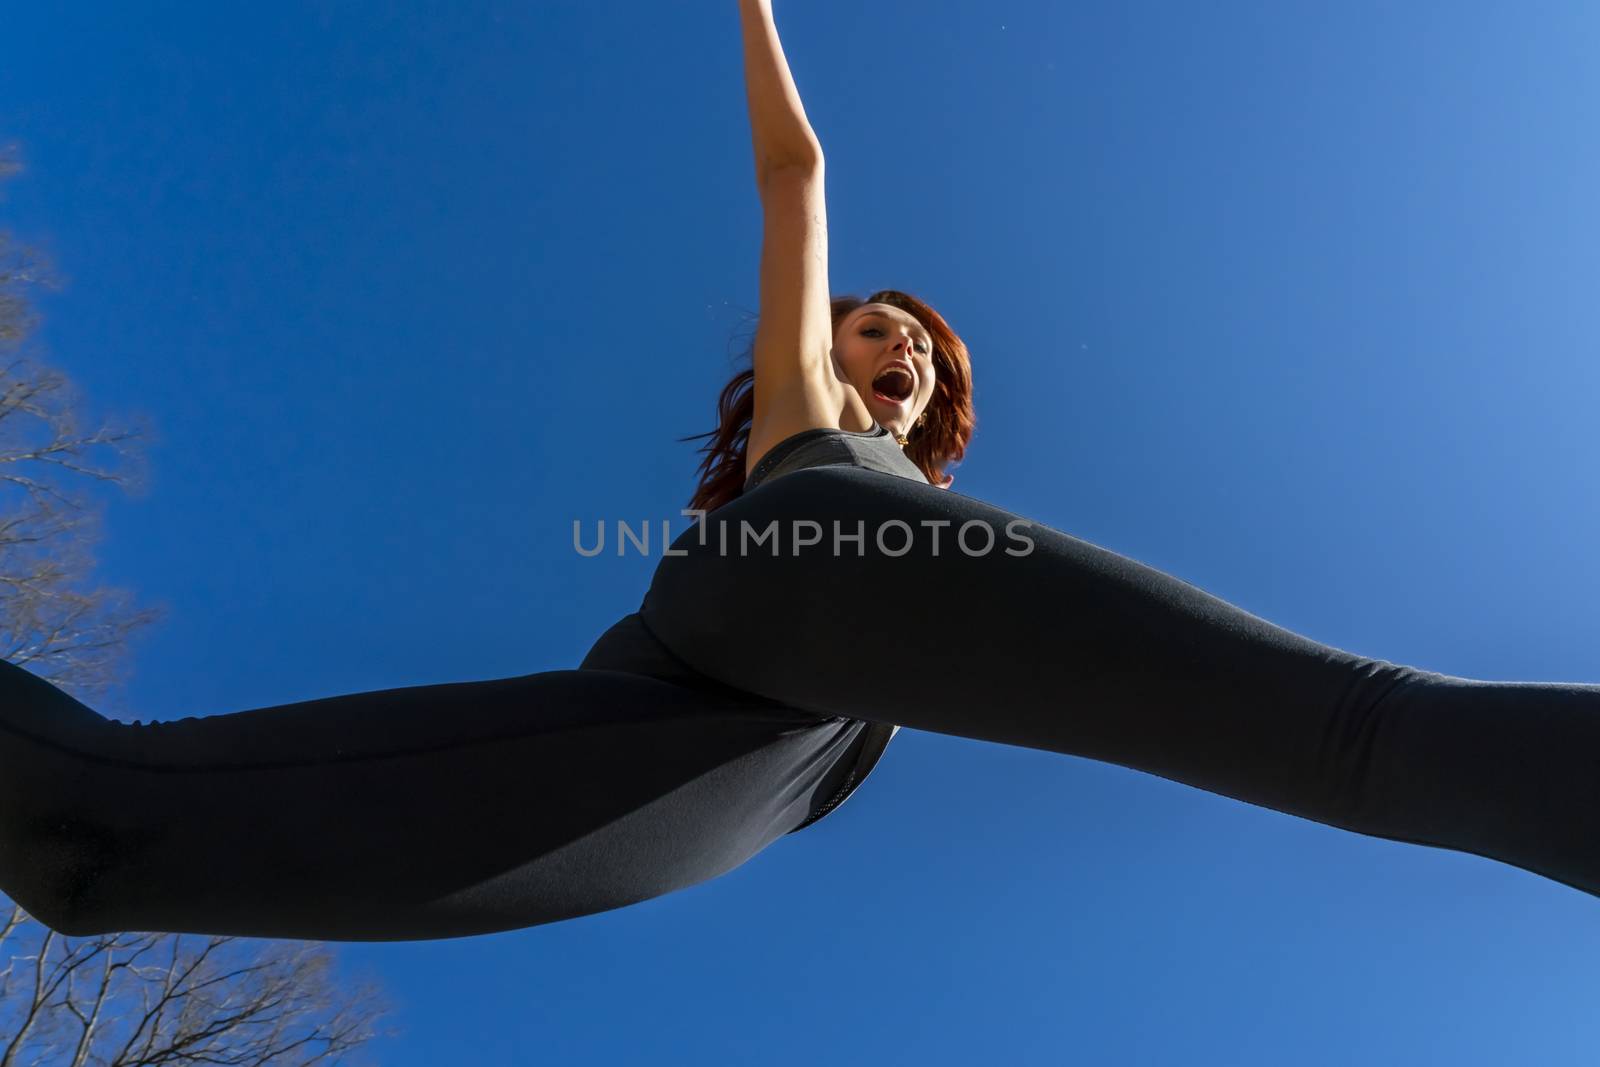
[5,464,1599,942]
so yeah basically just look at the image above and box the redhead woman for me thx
[5,2,1600,942]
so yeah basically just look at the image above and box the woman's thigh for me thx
[641,463,1368,773]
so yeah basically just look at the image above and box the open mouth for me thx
[871,366,915,405]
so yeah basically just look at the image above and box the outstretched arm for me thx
[739,0,845,475]
[739,0,823,183]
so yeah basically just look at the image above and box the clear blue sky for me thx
[5,1,1600,1062]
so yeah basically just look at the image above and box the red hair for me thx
[679,290,976,515]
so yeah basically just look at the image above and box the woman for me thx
[5,2,1600,944]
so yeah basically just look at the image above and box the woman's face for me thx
[831,303,937,440]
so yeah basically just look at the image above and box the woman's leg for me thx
[0,639,866,942]
[641,465,1600,900]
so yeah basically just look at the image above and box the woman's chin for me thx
[869,392,909,425]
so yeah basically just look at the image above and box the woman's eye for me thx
[863,327,929,354]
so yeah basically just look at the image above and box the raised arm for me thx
[739,0,823,180]
[739,0,845,478]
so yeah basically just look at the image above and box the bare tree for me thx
[0,916,394,1067]
[0,146,157,709]
[0,144,402,1065]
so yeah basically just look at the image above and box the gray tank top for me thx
[744,420,927,494]
[743,421,925,831]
